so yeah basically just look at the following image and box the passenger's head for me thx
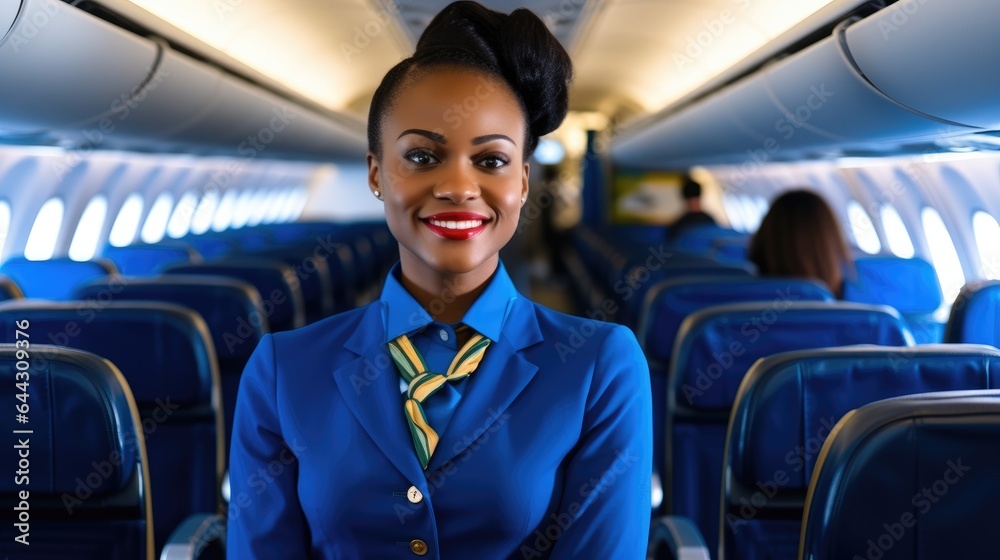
[366,1,572,278]
[748,189,851,297]
[681,176,703,210]
[681,177,702,200]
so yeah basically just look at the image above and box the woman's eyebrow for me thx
[398,129,446,143]
[472,134,516,146]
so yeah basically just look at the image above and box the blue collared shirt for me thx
[379,260,519,437]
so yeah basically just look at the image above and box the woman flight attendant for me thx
[227,2,652,558]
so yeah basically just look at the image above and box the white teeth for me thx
[429,219,483,230]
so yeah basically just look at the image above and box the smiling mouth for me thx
[427,218,484,230]
[421,213,490,240]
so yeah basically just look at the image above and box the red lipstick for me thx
[421,212,490,241]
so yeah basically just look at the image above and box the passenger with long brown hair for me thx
[748,189,852,297]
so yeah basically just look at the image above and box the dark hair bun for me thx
[414,1,573,151]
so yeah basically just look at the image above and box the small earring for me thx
[373,190,381,199]
[520,197,526,204]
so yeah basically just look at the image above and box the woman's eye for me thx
[405,150,438,166]
[479,154,510,169]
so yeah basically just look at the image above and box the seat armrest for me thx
[160,514,225,560]
[647,515,711,560]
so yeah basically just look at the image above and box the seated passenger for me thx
[748,189,851,297]
[667,176,718,241]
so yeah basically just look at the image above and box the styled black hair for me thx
[367,1,573,159]
[681,177,702,199]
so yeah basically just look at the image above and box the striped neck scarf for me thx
[387,327,491,470]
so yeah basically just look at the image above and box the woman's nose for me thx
[432,163,481,204]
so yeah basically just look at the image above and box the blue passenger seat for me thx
[102,242,202,275]
[723,345,1000,560]
[0,256,117,300]
[672,225,746,254]
[638,276,834,507]
[74,276,267,458]
[945,280,1000,345]
[800,390,1000,560]
[0,344,221,559]
[164,257,306,332]
[843,256,944,343]
[0,301,224,555]
[666,302,912,559]
[0,274,23,300]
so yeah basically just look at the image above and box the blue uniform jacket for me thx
[227,267,652,559]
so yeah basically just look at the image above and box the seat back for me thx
[164,257,306,332]
[800,390,1000,560]
[723,345,1000,560]
[945,279,1000,345]
[638,276,834,507]
[102,242,202,275]
[0,344,152,559]
[843,256,944,342]
[252,248,335,323]
[74,275,267,457]
[0,300,223,554]
[0,256,117,300]
[711,236,749,263]
[0,274,23,300]
[667,302,912,559]
[621,262,755,328]
[672,225,746,254]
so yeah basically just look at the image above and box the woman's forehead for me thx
[385,68,525,143]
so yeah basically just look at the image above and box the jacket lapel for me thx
[426,298,543,472]
[331,304,426,485]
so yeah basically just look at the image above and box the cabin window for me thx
[739,195,762,232]
[847,200,881,255]
[166,191,199,239]
[246,189,271,227]
[24,197,64,261]
[190,190,219,235]
[972,211,1000,280]
[721,193,746,232]
[212,189,239,232]
[0,201,11,256]
[285,187,309,222]
[140,192,174,244]
[921,207,966,305]
[109,193,144,247]
[878,204,915,258]
[277,188,302,223]
[230,189,256,229]
[262,190,286,224]
[69,196,108,261]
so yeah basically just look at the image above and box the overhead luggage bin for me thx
[0,0,159,136]
[844,0,1000,130]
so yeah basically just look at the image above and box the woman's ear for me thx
[367,152,383,200]
[521,163,530,204]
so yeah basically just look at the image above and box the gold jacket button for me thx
[409,539,428,556]
[407,486,423,504]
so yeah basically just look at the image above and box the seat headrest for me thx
[163,257,304,331]
[73,275,266,359]
[672,225,746,253]
[101,243,201,275]
[801,390,1000,560]
[640,276,833,363]
[0,257,118,300]
[843,256,943,314]
[0,345,140,497]
[0,274,23,300]
[672,302,913,409]
[728,344,1000,491]
[945,280,1000,345]
[0,301,217,407]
